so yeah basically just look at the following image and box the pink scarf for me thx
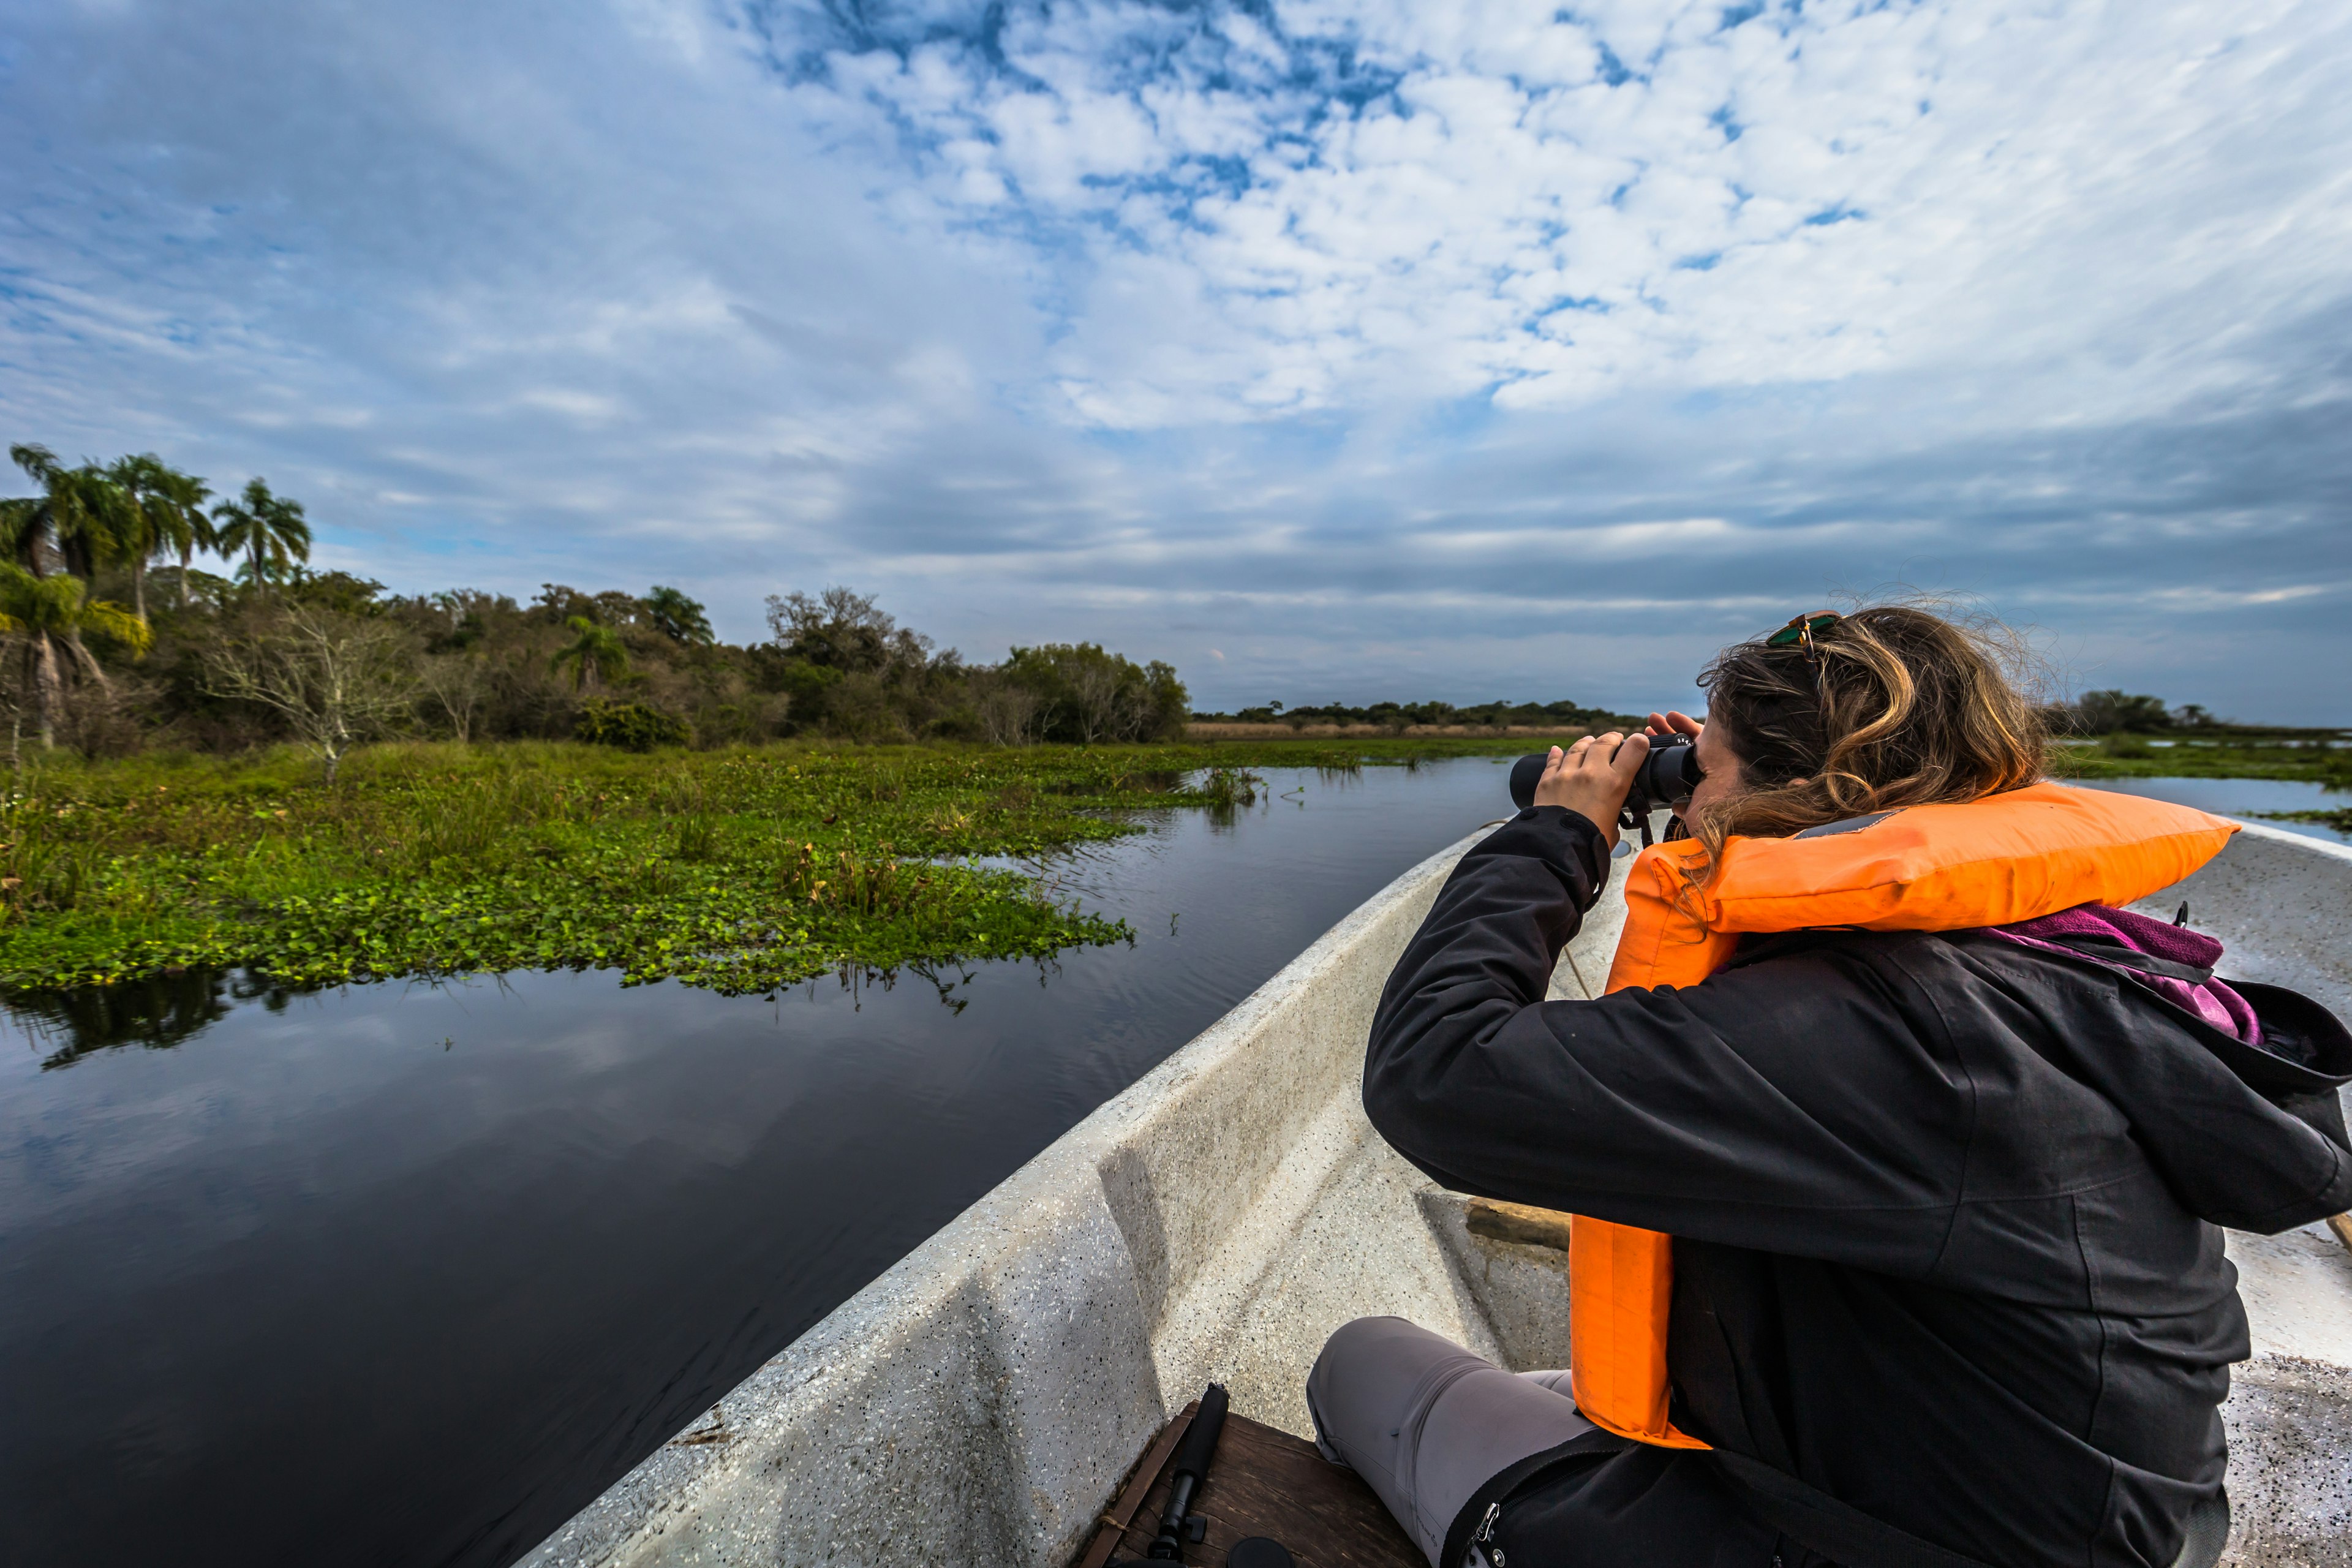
[1985,903,2260,1044]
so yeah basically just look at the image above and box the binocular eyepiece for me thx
[1509,733,1700,818]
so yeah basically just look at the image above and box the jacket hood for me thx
[1958,935,2352,1234]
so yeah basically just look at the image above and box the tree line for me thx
[2048,691,2221,734]
[1,445,1189,775]
[1205,691,2314,739]
[2040,690,2351,737]
[1194,697,1642,731]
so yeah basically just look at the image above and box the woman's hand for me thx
[1649,707,1743,814]
[1533,731,1650,848]
[1648,709,1703,743]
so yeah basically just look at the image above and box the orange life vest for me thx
[1566,781,2237,1447]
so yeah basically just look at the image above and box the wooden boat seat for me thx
[1076,1401,1423,1568]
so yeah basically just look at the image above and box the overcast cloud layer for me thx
[4,0,2348,717]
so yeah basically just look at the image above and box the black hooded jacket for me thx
[1363,807,2352,1568]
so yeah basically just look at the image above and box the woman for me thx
[1311,607,2350,1568]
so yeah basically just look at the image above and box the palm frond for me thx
[79,599,154,658]
[0,497,40,557]
[9,443,60,483]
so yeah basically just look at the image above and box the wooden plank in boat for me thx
[1078,1401,1202,1568]
[1095,1409,1423,1568]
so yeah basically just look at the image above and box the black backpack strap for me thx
[1438,1427,1632,1567]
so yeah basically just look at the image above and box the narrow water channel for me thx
[0,760,1518,1568]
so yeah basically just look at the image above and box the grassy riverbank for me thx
[0,737,1566,995]
[2049,731,2351,784]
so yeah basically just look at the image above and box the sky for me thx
[3,0,2349,719]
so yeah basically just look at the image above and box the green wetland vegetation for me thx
[4,442,2346,993]
[0,737,1586,996]
[0,440,1641,995]
[9,723,2340,1000]
[2054,731,2352,785]
[2049,722,2352,834]
[2041,688,2351,791]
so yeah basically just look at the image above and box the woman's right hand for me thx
[1534,731,1650,848]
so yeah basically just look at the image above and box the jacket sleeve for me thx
[1364,810,1978,1275]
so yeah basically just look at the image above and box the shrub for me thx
[822,671,909,743]
[1000,643,1188,744]
[2072,690,2173,734]
[1198,766,1262,809]
[575,699,691,751]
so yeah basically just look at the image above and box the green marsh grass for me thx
[0,736,1601,995]
[13,727,2334,1000]
[2051,733,2352,785]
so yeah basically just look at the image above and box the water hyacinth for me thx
[0,736,1550,995]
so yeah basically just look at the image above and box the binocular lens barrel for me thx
[1509,736,1700,815]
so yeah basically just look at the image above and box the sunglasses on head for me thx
[1765,611,1842,664]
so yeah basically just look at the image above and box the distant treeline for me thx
[1192,698,1640,731]
[12,443,2326,767]
[36,573,1186,764]
[2045,691,2340,737]
[1196,690,2338,741]
[1,437,1191,766]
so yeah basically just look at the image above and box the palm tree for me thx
[1,444,66,573]
[3,444,132,579]
[107,455,212,619]
[644,585,714,644]
[551,615,629,693]
[211,478,312,589]
[58,464,138,582]
[160,466,218,608]
[102,458,160,617]
[0,564,153,748]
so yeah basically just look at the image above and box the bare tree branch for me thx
[204,608,417,782]
[418,653,489,744]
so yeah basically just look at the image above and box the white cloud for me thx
[778,0,2352,430]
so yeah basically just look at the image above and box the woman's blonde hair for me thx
[1686,605,2046,876]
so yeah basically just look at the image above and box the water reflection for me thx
[11,968,239,1069]
[0,762,1512,1568]
[4,959,1027,1066]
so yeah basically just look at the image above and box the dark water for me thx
[0,761,1517,1568]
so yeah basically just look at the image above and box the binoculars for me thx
[1509,733,1700,833]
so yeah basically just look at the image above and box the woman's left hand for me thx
[1648,709,1703,743]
